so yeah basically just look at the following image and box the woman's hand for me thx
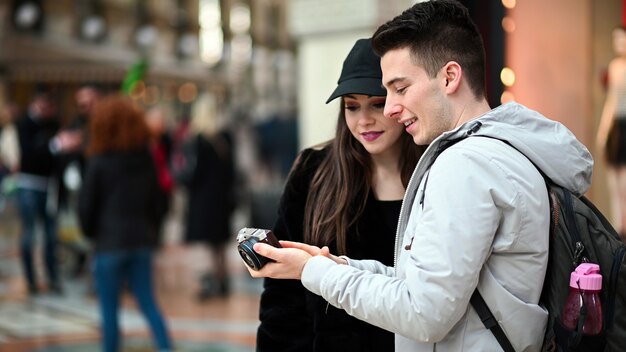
[245,243,312,280]
[244,241,347,279]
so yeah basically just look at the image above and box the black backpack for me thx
[435,136,626,352]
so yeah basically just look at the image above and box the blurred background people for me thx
[598,26,626,240]
[60,84,105,278]
[65,84,104,176]
[178,93,236,300]
[0,102,20,176]
[62,84,105,197]
[15,88,82,295]
[0,102,20,213]
[78,95,172,352]
[145,104,175,238]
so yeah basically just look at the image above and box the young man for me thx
[246,1,593,350]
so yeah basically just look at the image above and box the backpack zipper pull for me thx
[574,242,586,266]
[466,121,482,136]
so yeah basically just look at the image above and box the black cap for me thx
[326,38,386,104]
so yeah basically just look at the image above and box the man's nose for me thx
[384,100,402,119]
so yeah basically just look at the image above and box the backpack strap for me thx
[429,131,538,352]
[470,290,516,352]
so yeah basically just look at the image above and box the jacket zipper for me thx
[392,128,474,267]
[394,154,425,267]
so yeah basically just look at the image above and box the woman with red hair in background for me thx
[79,95,172,352]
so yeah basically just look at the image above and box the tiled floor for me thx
[0,192,264,352]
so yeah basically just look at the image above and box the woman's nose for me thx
[357,110,376,125]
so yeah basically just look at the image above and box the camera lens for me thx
[241,251,256,268]
[237,238,267,271]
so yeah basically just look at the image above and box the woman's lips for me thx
[361,131,383,142]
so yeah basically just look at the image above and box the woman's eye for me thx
[373,102,385,109]
[345,105,359,112]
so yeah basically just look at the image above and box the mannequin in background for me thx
[598,26,626,240]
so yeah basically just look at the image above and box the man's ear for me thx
[442,61,462,93]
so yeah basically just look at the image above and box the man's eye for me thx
[396,87,407,94]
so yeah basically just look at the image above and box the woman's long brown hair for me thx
[302,99,424,255]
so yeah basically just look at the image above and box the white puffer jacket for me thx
[301,102,594,351]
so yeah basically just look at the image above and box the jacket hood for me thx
[435,102,593,196]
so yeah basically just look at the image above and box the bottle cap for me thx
[570,263,602,290]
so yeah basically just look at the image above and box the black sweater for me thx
[257,147,398,352]
[78,149,166,252]
[15,113,60,177]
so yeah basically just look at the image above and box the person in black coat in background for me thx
[15,89,82,295]
[255,38,425,351]
[60,85,104,278]
[78,95,172,352]
[180,93,236,300]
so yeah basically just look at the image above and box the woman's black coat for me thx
[256,147,399,352]
[78,148,166,252]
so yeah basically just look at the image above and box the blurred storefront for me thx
[0,1,195,119]
[0,0,624,218]
[0,0,302,244]
[0,0,296,129]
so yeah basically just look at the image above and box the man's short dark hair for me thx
[372,0,486,100]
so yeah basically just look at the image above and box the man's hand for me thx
[53,130,84,153]
[280,241,347,265]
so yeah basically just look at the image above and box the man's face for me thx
[381,47,454,146]
[34,95,57,119]
[76,88,99,115]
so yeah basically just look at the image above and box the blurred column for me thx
[0,2,10,241]
[0,1,8,109]
[287,0,415,149]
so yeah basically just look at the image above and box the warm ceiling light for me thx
[129,80,146,100]
[502,16,516,33]
[502,0,516,9]
[178,82,198,103]
[501,91,515,104]
[500,67,516,87]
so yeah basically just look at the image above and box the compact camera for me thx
[236,228,282,271]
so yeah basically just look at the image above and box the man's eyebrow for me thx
[384,77,406,88]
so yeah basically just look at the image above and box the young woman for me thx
[78,95,172,352]
[256,38,424,352]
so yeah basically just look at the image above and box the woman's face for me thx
[343,94,405,156]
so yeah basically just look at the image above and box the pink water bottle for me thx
[560,263,603,335]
